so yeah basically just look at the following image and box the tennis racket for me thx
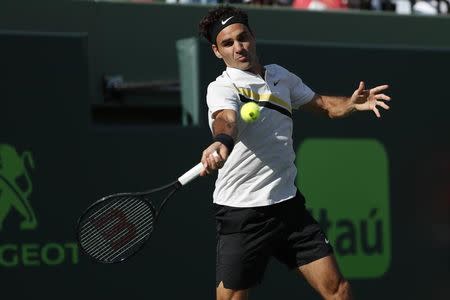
[77,154,214,264]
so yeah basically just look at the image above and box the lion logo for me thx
[0,144,37,231]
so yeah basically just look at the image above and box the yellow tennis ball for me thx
[240,102,260,123]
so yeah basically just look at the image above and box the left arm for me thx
[301,81,391,118]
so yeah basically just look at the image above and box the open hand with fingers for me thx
[351,81,391,118]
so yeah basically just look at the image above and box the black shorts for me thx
[215,191,333,290]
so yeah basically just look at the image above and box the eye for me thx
[222,41,233,47]
[238,33,249,42]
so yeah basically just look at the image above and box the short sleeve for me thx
[207,81,239,115]
[287,72,315,110]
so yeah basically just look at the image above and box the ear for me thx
[212,44,223,59]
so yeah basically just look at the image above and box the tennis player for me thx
[198,6,390,300]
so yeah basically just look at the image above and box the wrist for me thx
[213,133,234,154]
[348,99,357,113]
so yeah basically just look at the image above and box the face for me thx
[212,23,259,72]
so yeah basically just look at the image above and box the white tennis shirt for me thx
[207,64,315,207]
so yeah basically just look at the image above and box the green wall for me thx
[1,1,449,299]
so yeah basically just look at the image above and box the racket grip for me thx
[178,162,203,186]
[177,151,219,186]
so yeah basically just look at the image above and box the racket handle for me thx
[177,151,219,186]
[178,162,203,186]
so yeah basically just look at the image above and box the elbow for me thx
[325,104,339,119]
[327,105,347,119]
[328,112,338,119]
[328,109,346,119]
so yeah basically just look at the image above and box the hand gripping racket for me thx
[77,154,214,264]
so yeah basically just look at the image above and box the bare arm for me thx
[301,81,391,119]
[211,109,238,138]
[200,109,237,176]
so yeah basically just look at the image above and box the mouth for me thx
[236,56,249,63]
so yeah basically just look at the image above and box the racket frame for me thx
[76,182,180,264]
[77,153,210,264]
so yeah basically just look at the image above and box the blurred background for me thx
[0,0,449,299]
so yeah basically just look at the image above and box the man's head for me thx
[199,6,259,72]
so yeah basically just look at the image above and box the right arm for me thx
[200,109,237,176]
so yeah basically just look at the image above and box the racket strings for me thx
[79,196,155,263]
[80,196,147,240]
[89,214,152,261]
[104,232,150,262]
[81,198,151,244]
[82,204,152,262]
[80,200,148,253]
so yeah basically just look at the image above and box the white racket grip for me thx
[177,151,219,186]
[178,162,203,186]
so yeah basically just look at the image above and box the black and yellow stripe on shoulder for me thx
[237,88,292,119]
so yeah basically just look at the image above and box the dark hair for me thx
[198,6,250,45]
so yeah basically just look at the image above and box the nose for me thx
[234,41,244,53]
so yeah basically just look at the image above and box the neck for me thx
[247,63,264,78]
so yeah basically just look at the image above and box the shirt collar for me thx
[226,66,270,82]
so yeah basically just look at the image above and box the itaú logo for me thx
[297,139,391,279]
[0,144,78,267]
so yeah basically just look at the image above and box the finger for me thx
[212,150,221,160]
[359,81,365,91]
[375,94,391,101]
[361,90,370,97]
[200,165,210,176]
[356,81,365,94]
[370,85,389,94]
[373,106,381,118]
[211,151,223,168]
[201,153,208,171]
[207,155,218,170]
[201,152,212,173]
[210,152,223,170]
[218,146,229,161]
[376,101,390,110]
